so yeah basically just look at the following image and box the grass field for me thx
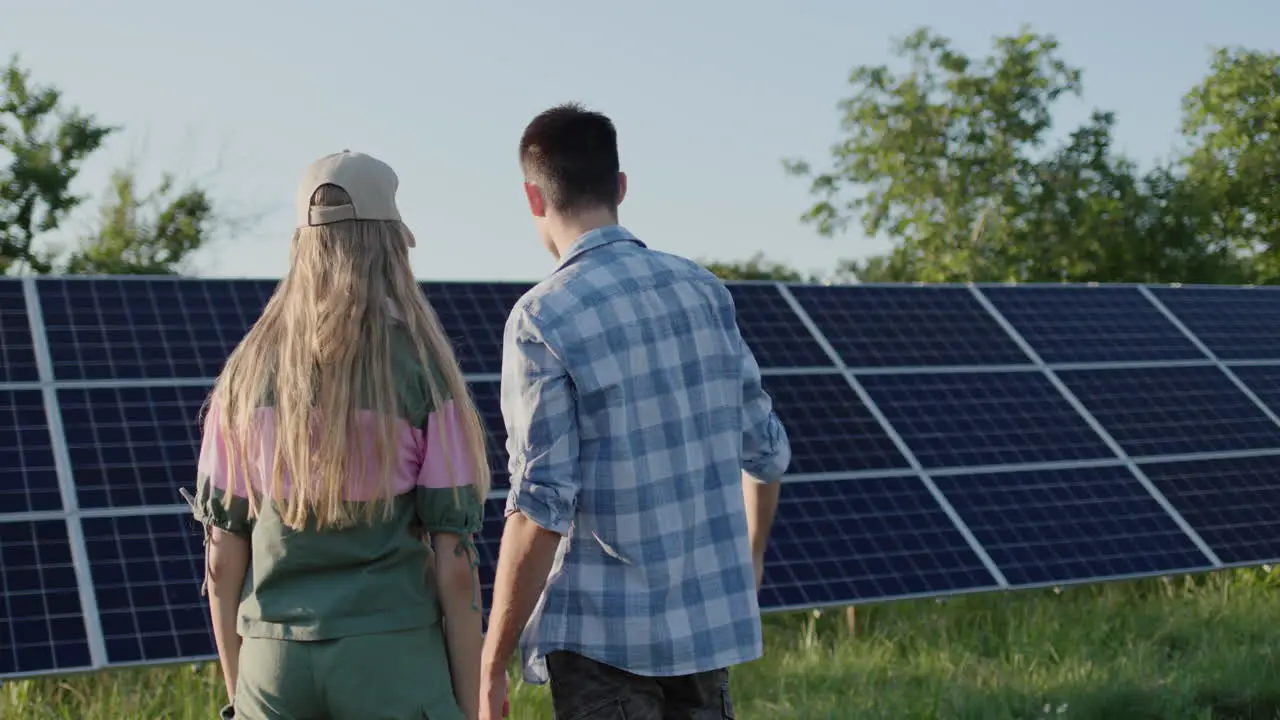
[4,570,1278,719]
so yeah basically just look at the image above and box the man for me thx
[479,103,791,720]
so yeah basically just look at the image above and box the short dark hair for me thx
[519,103,620,215]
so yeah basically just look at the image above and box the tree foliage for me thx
[0,58,113,274]
[702,253,811,282]
[1179,47,1280,283]
[0,56,219,275]
[787,27,1277,285]
[64,169,212,275]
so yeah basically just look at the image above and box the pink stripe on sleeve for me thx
[417,399,477,489]
[197,403,253,498]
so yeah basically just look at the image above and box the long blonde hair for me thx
[208,184,490,530]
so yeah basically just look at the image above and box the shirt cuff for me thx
[746,448,791,482]
[505,483,573,535]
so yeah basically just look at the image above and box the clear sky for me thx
[2,0,1276,282]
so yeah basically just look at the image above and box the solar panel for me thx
[80,513,212,665]
[60,385,208,510]
[39,279,276,380]
[758,477,999,610]
[762,374,907,475]
[475,498,507,615]
[1231,365,1280,416]
[467,381,509,490]
[1057,365,1280,457]
[423,282,533,375]
[982,286,1205,364]
[1148,286,1280,361]
[6,276,1280,682]
[727,285,833,369]
[932,466,1213,586]
[0,279,40,383]
[0,389,62,514]
[1142,455,1280,566]
[859,371,1114,468]
[0,520,91,676]
[789,285,1029,367]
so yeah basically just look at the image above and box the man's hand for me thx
[482,513,562,718]
[478,666,509,720]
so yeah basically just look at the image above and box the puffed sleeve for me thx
[414,399,485,537]
[187,403,254,538]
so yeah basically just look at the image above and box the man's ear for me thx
[616,171,627,206]
[524,182,547,218]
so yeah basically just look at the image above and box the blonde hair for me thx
[207,184,490,530]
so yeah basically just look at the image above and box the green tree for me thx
[0,55,220,275]
[64,168,212,275]
[785,27,1083,282]
[702,253,810,281]
[834,255,914,283]
[1178,47,1280,283]
[786,27,1244,285]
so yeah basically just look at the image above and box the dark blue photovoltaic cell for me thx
[59,385,207,510]
[1149,286,1280,360]
[38,279,277,380]
[1231,365,1280,417]
[475,498,506,617]
[789,286,1028,367]
[468,381,510,490]
[0,390,61,514]
[1143,456,1280,566]
[0,520,91,675]
[15,277,1280,682]
[0,279,39,383]
[758,478,997,610]
[423,282,533,375]
[982,286,1204,364]
[1058,366,1280,457]
[81,513,212,664]
[727,284,831,368]
[762,374,907,474]
[860,372,1113,468]
[934,466,1211,586]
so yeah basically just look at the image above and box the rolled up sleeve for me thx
[500,306,580,535]
[739,333,791,484]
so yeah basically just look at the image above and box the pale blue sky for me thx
[2,0,1275,282]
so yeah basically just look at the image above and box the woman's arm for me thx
[433,531,483,720]
[206,527,250,703]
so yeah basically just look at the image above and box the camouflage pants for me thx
[546,651,735,720]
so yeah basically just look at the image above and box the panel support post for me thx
[23,277,109,670]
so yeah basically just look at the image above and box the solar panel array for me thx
[3,277,1280,680]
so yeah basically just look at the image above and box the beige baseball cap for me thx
[295,150,415,247]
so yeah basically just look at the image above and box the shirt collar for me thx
[555,225,645,270]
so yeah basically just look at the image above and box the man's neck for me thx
[550,209,619,259]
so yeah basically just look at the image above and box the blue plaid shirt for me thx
[500,225,791,683]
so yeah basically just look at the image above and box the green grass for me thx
[5,570,1279,719]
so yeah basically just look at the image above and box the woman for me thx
[188,151,495,720]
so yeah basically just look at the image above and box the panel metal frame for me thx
[5,277,1280,678]
[18,277,106,676]
[776,284,1011,589]
[1138,285,1280,430]
[967,286,1223,569]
